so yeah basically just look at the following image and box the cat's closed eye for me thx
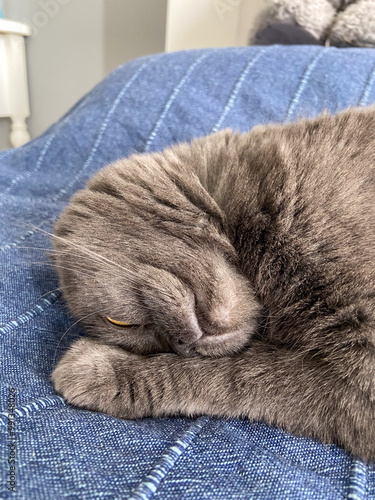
[106,317,140,328]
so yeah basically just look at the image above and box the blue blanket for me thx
[1,46,375,499]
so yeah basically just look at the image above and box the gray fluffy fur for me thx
[52,107,375,461]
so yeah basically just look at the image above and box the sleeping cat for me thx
[51,107,375,461]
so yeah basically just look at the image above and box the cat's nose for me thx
[160,290,203,356]
[167,307,202,356]
[169,338,196,357]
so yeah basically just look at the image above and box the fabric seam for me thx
[0,395,66,425]
[211,46,270,133]
[0,290,62,335]
[283,48,325,123]
[128,416,209,500]
[347,460,368,500]
[144,52,213,153]
[358,61,375,107]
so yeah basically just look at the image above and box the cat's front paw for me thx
[51,338,146,419]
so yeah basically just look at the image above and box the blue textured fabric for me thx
[1,46,375,499]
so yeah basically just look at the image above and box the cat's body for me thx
[52,107,375,461]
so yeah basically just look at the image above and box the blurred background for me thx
[0,0,265,150]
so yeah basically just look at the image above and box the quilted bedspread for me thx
[1,46,375,499]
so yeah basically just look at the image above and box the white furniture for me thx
[0,19,31,148]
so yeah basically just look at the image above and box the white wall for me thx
[1,0,105,149]
[0,0,167,150]
[104,0,167,75]
[165,0,266,51]
[0,0,265,151]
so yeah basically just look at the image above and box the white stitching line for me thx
[0,395,66,425]
[0,92,93,201]
[62,61,149,192]
[43,61,149,202]
[0,60,141,182]
[128,416,209,500]
[211,47,269,133]
[359,61,375,107]
[3,135,55,196]
[0,290,62,335]
[0,228,40,253]
[283,48,325,124]
[347,460,368,500]
[0,61,148,253]
[143,52,213,153]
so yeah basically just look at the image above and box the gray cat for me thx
[51,107,375,461]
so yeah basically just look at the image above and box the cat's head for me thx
[53,146,260,357]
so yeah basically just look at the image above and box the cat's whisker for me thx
[13,223,175,298]
[28,261,97,278]
[13,222,176,303]
[53,311,100,368]
[20,246,116,269]
[6,216,55,231]
[17,245,103,260]
[52,240,174,299]
[34,285,85,302]
[30,259,166,299]
[15,246,53,251]
[35,287,63,301]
